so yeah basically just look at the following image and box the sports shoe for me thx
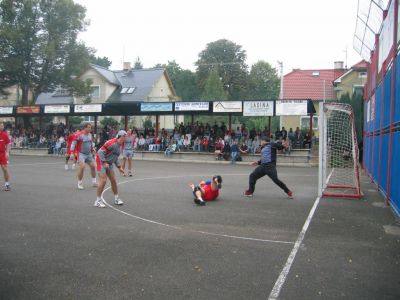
[94,199,106,208]
[243,190,253,197]
[287,191,294,199]
[92,182,98,187]
[4,185,11,191]
[77,183,84,190]
[72,164,76,170]
[128,172,133,177]
[64,164,68,170]
[114,198,124,205]
[194,198,206,206]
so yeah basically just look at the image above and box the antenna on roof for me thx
[343,46,348,69]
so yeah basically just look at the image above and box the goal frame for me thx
[318,102,362,199]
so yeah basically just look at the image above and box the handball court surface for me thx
[0,155,399,300]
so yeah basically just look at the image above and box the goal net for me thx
[318,103,362,198]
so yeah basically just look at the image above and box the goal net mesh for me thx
[320,103,361,198]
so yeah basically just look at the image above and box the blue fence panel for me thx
[383,67,392,128]
[389,132,400,216]
[379,134,389,195]
[375,84,382,129]
[395,55,400,123]
[372,135,380,182]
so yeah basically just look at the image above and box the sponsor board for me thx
[0,107,13,114]
[16,106,40,114]
[213,101,242,113]
[276,100,308,116]
[175,102,209,111]
[44,105,70,114]
[141,103,173,112]
[243,101,273,116]
[74,104,102,113]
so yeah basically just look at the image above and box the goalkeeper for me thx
[243,137,293,198]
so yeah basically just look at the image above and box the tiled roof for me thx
[107,68,165,102]
[283,68,346,101]
[35,91,74,105]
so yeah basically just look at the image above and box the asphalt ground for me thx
[0,155,399,300]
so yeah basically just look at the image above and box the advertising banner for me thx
[243,101,274,116]
[74,104,102,113]
[276,100,308,116]
[378,0,394,72]
[16,106,40,114]
[213,101,242,113]
[140,103,173,112]
[0,107,13,114]
[175,102,209,111]
[44,105,70,114]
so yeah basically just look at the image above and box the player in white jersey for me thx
[121,129,136,176]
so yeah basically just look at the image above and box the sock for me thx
[114,194,119,200]
[5,182,9,186]
[78,180,82,185]
[97,197,102,201]
[92,177,97,183]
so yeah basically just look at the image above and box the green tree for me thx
[339,92,363,142]
[0,0,92,104]
[195,39,248,100]
[201,68,228,101]
[89,54,112,69]
[162,60,201,100]
[248,61,280,100]
[100,117,119,128]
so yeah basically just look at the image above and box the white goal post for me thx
[318,102,362,198]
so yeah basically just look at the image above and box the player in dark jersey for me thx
[189,175,222,206]
[94,130,127,208]
[243,137,293,198]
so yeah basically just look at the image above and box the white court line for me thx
[101,175,295,245]
[268,196,321,300]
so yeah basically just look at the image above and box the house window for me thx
[358,72,367,78]
[90,86,100,98]
[84,116,95,122]
[353,85,364,97]
[300,116,318,130]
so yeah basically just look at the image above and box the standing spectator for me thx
[0,122,11,191]
[230,140,239,163]
[280,127,288,140]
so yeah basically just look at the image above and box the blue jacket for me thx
[258,142,284,165]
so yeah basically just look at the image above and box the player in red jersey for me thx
[64,128,79,170]
[189,175,222,206]
[0,122,11,191]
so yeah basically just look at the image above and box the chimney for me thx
[123,62,132,72]
[334,61,344,70]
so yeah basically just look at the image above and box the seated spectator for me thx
[183,135,191,151]
[293,127,303,149]
[201,136,209,152]
[223,142,231,161]
[303,132,312,149]
[193,137,201,152]
[230,140,239,163]
[214,138,224,160]
[137,134,146,150]
[164,139,177,156]
[176,135,184,152]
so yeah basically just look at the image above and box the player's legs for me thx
[107,169,123,205]
[1,164,10,190]
[88,161,97,186]
[265,166,291,195]
[127,156,133,175]
[121,157,127,174]
[190,183,205,206]
[246,164,267,195]
[94,172,107,208]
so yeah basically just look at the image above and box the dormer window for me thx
[121,87,136,94]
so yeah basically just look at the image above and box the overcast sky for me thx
[74,0,363,75]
